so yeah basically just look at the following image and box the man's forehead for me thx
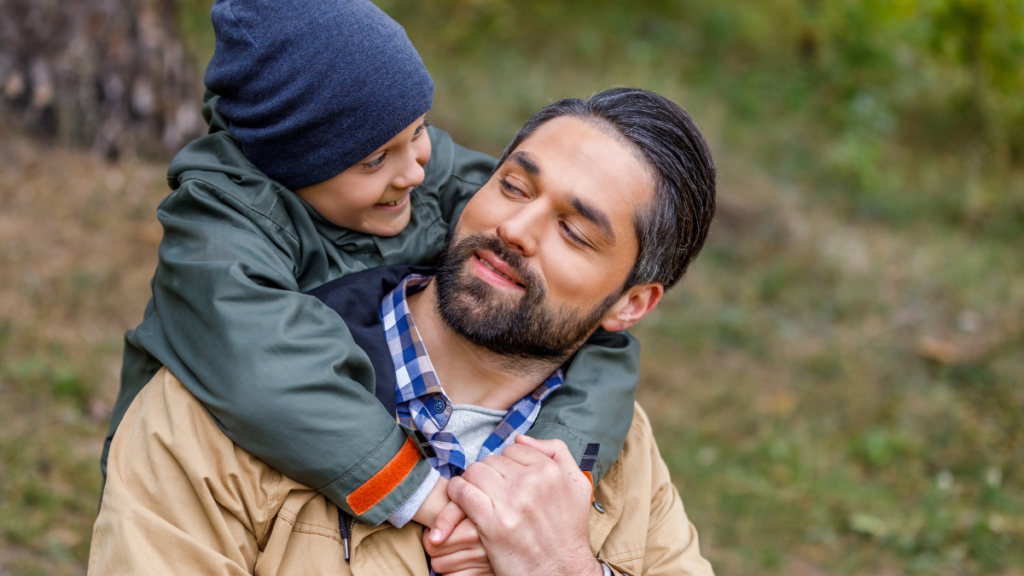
[513,117,651,185]
[508,117,654,236]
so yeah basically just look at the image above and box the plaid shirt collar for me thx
[380,274,563,480]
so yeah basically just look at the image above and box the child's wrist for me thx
[412,475,449,527]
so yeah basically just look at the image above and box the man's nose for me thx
[496,203,541,257]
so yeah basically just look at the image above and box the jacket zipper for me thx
[338,510,352,562]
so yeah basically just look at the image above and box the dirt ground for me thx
[0,129,168,575]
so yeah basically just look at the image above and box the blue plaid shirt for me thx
[380,274,564,480]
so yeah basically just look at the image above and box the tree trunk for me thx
[0,0,204,158]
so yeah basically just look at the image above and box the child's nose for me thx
[392,149,426,190]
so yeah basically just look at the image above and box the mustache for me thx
[434,229,618,363]
[453,233,539,293]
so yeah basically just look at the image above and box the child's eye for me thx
[362,152,387,169]
[413,120,430,138]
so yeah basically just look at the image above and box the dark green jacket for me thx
[105,94,639,527]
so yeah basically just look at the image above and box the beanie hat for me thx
[203,0,434,189]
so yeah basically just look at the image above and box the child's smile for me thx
[374,192,412,210]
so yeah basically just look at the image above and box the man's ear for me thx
[600,283,664,333]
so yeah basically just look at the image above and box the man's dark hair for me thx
[496,87,716,289]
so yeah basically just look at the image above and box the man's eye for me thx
[362,152,387,168]
[561,222,591,248]
[499,179,525,197]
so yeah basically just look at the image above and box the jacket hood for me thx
[166,91,274,190]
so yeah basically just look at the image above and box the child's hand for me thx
[427,499,466,544]
[413,476,454,528]
[423,515,494,576]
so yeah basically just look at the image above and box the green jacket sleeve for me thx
[527,329,640,486]
[123,178,431,527]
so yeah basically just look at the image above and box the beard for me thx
[434,231,622,363]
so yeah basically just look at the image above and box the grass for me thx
[2,1,1023,574]
[0,131,168,574]
[632,163,1024,574]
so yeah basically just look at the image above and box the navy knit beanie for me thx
[203,0,434,189]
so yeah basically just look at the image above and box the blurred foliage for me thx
[177,0,1024,239]
[370,0,1024,237]
[639,206,1024,574]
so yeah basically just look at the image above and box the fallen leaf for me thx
[916,336,960,364]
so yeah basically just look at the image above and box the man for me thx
[89,88,717,576]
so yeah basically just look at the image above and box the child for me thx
[104,0,640,536]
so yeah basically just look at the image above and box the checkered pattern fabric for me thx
[381,274,564,480]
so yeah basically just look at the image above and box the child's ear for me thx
[600,283,664,332]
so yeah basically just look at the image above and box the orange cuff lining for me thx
[583,470,594,501]
[346,436,422,516]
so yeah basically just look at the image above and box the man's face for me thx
[435,116,655,360]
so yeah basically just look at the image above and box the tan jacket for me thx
[89,368,714,576]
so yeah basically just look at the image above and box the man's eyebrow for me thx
[508,149,613,242]
[508,151,541,176]
[568,195,615,242]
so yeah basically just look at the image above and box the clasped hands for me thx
[412,436,603,576]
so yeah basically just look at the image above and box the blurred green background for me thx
[1,0,1022,574]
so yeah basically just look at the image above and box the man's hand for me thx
[423,516,495,576]
[446,435,603,576]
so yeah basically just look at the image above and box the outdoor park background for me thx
[1,0,1022,574]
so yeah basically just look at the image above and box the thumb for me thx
[428,500,466,544]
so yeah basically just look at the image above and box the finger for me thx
[500,443,574,479]
[427,547,489,574]
[443,516,481,548]
[446,476,494,526]
[429,500,466,544]
[512,435,572,465]
[461,460,513,503]
[511,436,592,493]
[426,516,479,555]
[423,524,470,557]
[433,565,493,576]
[513,435,586,478]
[498,443,551,467]
[478,454,520,478]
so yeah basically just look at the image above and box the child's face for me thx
[294,116,431,237]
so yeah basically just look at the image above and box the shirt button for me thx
[432,399,447,413]
[592,501,606,514]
